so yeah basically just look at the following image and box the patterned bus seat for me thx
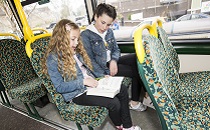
[0,39,47,119]
[136,34,209,129]
[30,37,109,128]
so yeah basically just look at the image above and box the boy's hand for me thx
[109,60,118,76]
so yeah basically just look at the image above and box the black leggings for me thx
[73,85,132,128]
[116,53,145,101]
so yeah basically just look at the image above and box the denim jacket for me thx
[81,28,120,77]
[47,52,86,102]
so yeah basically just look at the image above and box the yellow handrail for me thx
[0,33,21,41]
[152,18,163,37]
[14,0,52,58]
[25,33,51,58]
[14,0,34,42]
[134,24,156,63]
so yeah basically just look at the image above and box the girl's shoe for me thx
[123,126,141,130]
[116,125,123,130]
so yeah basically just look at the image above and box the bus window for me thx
[0,1,22,40]
[101,0,210,40]
[21,0,88,32]
[100,0,210,73]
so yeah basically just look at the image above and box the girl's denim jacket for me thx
[81,28,120,77]
[47,52,86,102]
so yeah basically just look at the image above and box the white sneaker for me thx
[123,126,141,130]
[129,102,147,111]
[132,126,141,130]
[143,96,155,110]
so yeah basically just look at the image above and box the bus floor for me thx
[2,88,162,130]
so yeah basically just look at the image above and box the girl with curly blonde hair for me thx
[43,19,138,130]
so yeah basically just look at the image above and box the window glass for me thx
[0,2,22,40]
[99,0,210,40]
[178,15,191,21]
[22,0,87,32]
[191,14,200,19]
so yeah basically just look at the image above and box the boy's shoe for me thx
[129,102,147,111]
[143,96,155,110]
[123,126,141,130]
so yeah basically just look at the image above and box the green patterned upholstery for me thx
[157,27,210,80]
[30,37,108,127]
[0,39,47,103]
[137,35,210,130]
[157,27,180,72]
[122,77,132,87]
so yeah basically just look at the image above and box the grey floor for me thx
[2,89,162,130]
[0,104,57,130]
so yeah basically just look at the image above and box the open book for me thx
[86,76,124,98]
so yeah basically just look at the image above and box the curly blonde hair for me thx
[42,19,92,79]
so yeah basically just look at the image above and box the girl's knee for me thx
[120,84,128,93]
[108,98,121,112]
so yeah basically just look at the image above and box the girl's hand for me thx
[109,60,118,76]
[104,75,110,78]
[83,77,98,88]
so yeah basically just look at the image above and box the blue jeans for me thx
[72,84,132,128]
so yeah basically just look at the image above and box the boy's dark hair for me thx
[91,3,117,22]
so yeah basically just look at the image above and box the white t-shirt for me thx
[73,55,92,79]
[73,55,90,97]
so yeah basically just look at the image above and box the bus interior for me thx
[0,0,210,130]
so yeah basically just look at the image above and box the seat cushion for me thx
[177,71,210,129]
[178,93,209,129]
[8,78,46,103]
[59,102,108,127]
[179,71,210,98]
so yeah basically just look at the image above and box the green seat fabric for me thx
[30,37,108,127]
[157,27,210,83]
[122,77,132,87]
[157,27,180,72]
[0,39,47,103]
[157,26,210,104]
[137,35,209,130]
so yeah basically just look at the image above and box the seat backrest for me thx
[157,27,180,72]
[137,35,181,129]
[30,37,68,105]
[30,37,108,127]
[0,39,38,91]
[30,37,59,102]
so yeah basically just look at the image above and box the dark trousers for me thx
[116,54,145,101]
[72,84,132,128]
